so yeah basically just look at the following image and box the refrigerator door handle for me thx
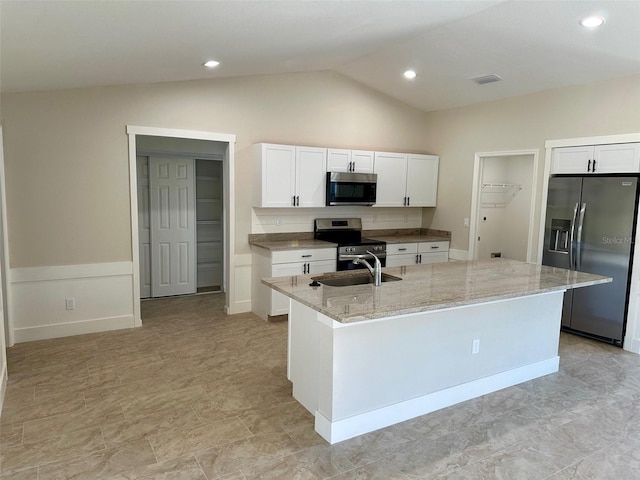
[569,202,579,269]
[576,203,587,270]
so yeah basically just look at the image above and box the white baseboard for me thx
[13,315,135,343]
[10,262,136,343]
[624,336,640,354]
[314,356,559,444]
[448,249,469,261]
[0,364,6,420]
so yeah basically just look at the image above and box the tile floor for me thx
[2,293,640,479]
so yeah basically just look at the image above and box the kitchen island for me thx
[262,259,610,444]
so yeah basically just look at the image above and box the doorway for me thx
[127,126,236,325]
[137,155,224,298]
[469,150,539,262]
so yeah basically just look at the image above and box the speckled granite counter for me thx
[263,258,610,324]
[250,238,336,251]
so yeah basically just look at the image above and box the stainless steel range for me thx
[314,218,386,271]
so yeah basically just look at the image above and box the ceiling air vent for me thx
[472,74,503,85]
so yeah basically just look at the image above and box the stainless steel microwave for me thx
[326,172,377,206]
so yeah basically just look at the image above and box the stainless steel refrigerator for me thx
[542,176,639,345]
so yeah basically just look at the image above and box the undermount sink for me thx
[313,272,402,287]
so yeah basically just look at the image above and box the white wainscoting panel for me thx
[228,254,252,314]
[10,262,136,343]
[252,207,423,234]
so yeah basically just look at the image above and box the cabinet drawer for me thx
[271,247,336,264]
[418,241,449,253]
[386,243,418,255]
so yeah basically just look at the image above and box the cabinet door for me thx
[374,152,408,207]
[327,148,352,172]
[352,150,375,173]
[271,261,307,315]
[258,144,297,207]
[594,143,640,173]
[386,254,418,267]
[551,146,593,174]
[406,154,439,207]
[295,146,327,207]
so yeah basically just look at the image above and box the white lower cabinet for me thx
[252,247,336,320]
[386,241,449,267]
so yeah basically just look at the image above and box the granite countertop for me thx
[250,239,336,251]
[262,258,611,324]
[249,228,451,251]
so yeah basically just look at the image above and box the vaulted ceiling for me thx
[2,0,639,112]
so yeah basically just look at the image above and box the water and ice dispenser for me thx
[549,219,570,253]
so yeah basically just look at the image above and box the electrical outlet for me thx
[65,298,75,310]
[463,217,469,227]
[276,217,282,226]
[472,339,480,354]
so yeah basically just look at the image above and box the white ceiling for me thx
[2,0,639,112]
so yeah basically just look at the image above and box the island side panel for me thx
[289,290,565,444]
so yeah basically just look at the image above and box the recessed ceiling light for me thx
[403,70,417,80]
[580,15,605,28]
[203,60,220,68]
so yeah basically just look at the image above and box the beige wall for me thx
[422,74,640,254]
[1,71,432,268]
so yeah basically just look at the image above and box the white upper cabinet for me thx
[295,146,328,207]
[374,152,439,207]
[327,149,374,173]
[551,143,640,174]
[253,143,327,208]
[406,154,439,207]
[373,152,408,207]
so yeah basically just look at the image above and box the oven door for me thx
[326,172,377,206]
[337,252,387,271]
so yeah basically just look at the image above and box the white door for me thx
[149,157,197,297]
[295,146,327,207]
[374,152,407,206]
[137,156,151,298]
[406,154,439,207]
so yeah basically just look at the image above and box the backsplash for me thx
[251,207,424,234]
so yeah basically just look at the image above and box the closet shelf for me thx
[481,183,522,208]
[197,220,221,225]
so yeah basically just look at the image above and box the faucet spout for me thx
[352,251,382,286]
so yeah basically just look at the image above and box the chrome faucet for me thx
[352,251,382,286]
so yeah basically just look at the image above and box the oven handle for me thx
[341,252,386,260]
